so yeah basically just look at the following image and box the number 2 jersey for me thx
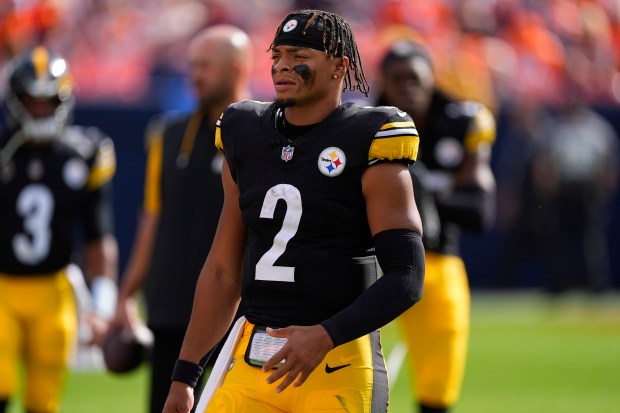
[0,126,116,275]
[216,100,419,328]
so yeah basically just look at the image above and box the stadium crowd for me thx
[1,0,619,109]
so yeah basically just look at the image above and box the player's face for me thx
[381,55,434,119]
[271,46,337,107]
[189,45,235,108]
[19,94,58,118]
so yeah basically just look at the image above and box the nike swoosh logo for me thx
[325,363,351,374]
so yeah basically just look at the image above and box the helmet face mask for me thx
[3,46,75,142]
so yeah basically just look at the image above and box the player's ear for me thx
[332,56,349,79]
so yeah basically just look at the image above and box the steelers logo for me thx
[283,19,298,32]
[318,147,346,177]
[63,158,88,190]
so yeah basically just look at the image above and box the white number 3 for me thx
[13,184,54,265]
[255,184,302,283]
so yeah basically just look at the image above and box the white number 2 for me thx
[255,184,302,283]
[13,184,54,265]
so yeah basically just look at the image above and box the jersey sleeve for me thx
[215,112,224,151]
[143,118,165,214]
[81,182,115,241]
[82,131,117,240]
[368,112,420,165]
[86,136,116,190]
[464,104,496,151]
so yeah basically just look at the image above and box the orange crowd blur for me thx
[1,0,619,109]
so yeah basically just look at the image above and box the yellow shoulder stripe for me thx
[464,106,496,151]
[215,113,224,150]
[369,135,419,162]
[143,135,163,213]
[380,121,416,130]
[87,143,116,190]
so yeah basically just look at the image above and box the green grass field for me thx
[8,292,620,413]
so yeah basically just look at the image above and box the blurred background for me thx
[1,1,620,412]
[2,0,619,292]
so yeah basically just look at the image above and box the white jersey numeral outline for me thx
[255,184,302,283]
[13,184,54,265]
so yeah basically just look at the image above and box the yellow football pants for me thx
[0,270,77,413]
[204,321,389,413]
[397,252,470,407]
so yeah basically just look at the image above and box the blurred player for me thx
[0,46,118,413]
[111,24,253,413]
[163,9,426,413]
[377,40,496,413]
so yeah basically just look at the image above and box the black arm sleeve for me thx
[320,229,425,347]
[81,181,115,241]
[435,186,495,233]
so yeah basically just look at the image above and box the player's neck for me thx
[284,96,341,126]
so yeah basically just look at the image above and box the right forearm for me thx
[119,211,159,299]
[178,262,241,364]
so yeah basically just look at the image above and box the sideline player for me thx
[376,40,496,413]
[163,9,426,413]
[0,46,118,413]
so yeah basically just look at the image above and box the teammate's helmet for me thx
[3,46,75,141]
[103,324,154,374]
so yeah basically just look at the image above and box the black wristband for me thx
[171,359,204,388]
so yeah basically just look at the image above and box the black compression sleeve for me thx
[320,229,425,347]
[435,186,495,232]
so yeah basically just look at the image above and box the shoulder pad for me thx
[225,99,272,116]
[461,103,496,150]
[216,100,272,151]
[445,101,484,120]
[60,126,105,159]
[369,106,419,164]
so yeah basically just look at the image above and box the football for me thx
[103,324,154,374]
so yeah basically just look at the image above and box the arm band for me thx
[171,359,204,388]
[435,186,495,232]
[321,229,425,347]
[91,276,118,320]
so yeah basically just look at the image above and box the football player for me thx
[162,9,426,413]
[0,46,118,413]
[376,40,496,413]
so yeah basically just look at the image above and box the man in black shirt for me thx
[112,25,253,413]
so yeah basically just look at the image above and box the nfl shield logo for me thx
[281,145,294,162]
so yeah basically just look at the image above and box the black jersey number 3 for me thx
[255,184,302,283]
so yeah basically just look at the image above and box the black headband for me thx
[274,14,338,54]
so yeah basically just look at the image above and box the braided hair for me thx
[269,9,370,97]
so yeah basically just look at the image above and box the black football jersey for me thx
[0,126,116,275]
[416,91,496,254]
[216,100,419,327]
